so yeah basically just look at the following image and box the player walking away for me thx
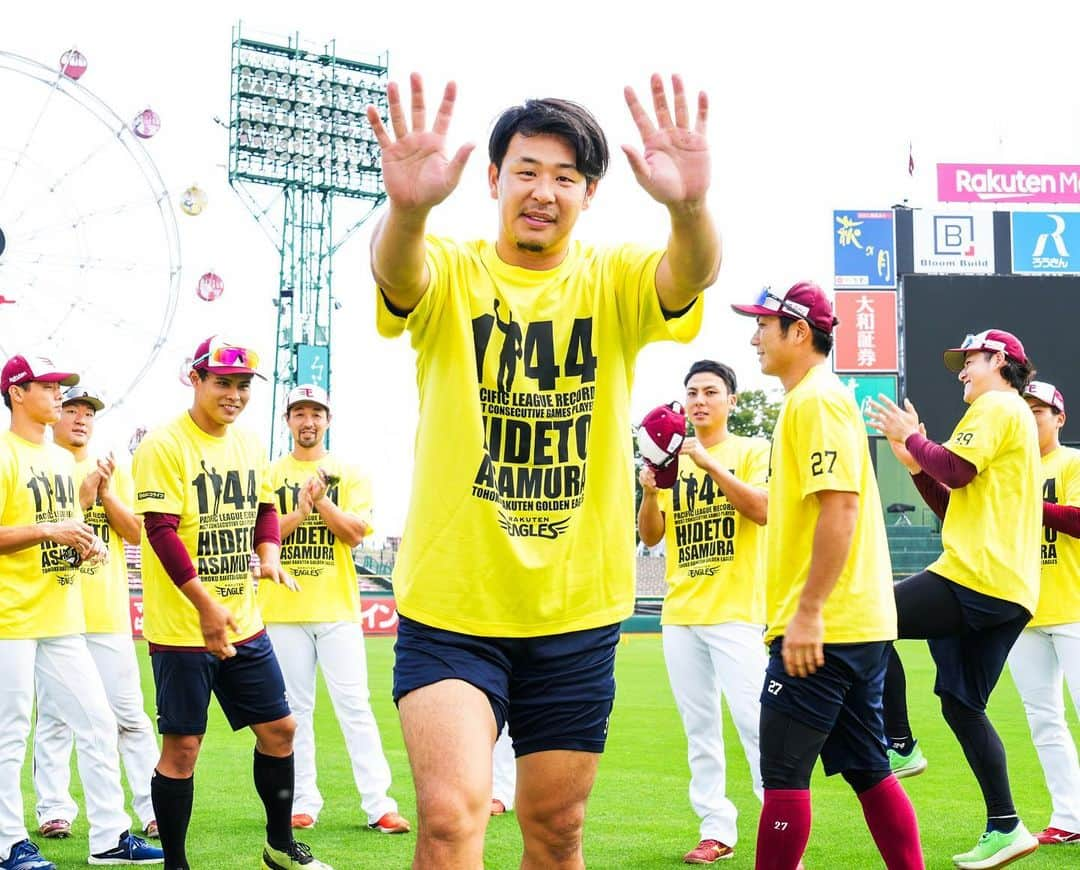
[868,329,1041,869]
[259,385,410,836]
[490,725,515,817]
[637,360,769,865]
[1006,381,1080,846]
[34,385,160,842]
[367,71,720,868]
[132,338,332,870]
[732,284,923,870]
[0,355,162,870]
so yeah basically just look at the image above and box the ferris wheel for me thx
[0,49,181,412]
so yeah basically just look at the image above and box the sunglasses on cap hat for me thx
[193,345,261,370]
[753,286,813,320]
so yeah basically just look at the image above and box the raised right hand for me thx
[198,601,239,660]
[366,73,475,212]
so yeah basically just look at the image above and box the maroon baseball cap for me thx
[637,402,686,489]
[1,354,79,395]
[943,329,1028,373]
[731,281,839,333]
[1024,380,1065,413]
[190,336,266,380]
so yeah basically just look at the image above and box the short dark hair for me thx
[684,360,737,394]
[779,317,834,355]
[985,352,1036,393]
[489,98,609,184]
[2,390,10,411]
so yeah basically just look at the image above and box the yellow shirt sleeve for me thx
[132,432,185,515]
[374,235,455,343]
[942,392,1011,473]
[789,391,862,498]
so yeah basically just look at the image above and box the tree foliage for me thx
[727,388,782,439]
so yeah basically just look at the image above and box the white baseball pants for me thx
[266,621,396,823]
[0,635,129,860]
[1008,623,1080,833]
[491,724,515,810]
[662,621,766,846]
[33,632,159,830]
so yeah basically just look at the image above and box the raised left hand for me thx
[622,74,710,208]
[865,395,921,444]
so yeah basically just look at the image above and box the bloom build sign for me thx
[938,163,1080,204]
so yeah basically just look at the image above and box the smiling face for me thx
[956,350,1004,404]
[52,400,96,451]
[685,372,735,435]
[190,371,251,435]
[287,402,330,450]
[489,132,596,269]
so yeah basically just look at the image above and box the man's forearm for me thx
[704,461,767,526]
[313,498,368,548]
[799,492,858,613]
[371,206,431,310]
[100,492,142,545]
[637,493,665,547]
[0,524,49,556]
[657,203,721,311]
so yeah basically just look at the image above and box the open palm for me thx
[366,73,474,211]
[623,74,711,206]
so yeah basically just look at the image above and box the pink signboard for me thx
[938,163,1080,203]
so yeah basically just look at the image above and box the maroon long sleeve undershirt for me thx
[145,503,280,588]
[911,473,950,522]
[143,512,196,587]
[904,433,978,488]
[1044,502,1080,537]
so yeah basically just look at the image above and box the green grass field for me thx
[18,637,1080,869]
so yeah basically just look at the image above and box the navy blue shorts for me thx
[393,614,619,756]
[927,582,1030,711]
[150,632,291,735]
[760,638,890,776]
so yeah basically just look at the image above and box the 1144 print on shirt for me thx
[470,307,598,538]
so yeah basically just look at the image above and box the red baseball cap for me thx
[943,329,1028,373]
[731,281,839,333]
[1024,380,1065,413]
[1,354,79,395]
[637,402,686,489]
[191,336,266,380]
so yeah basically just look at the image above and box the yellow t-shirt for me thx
[376,237,702,636]
[929,390,1041,613]
[77,458,136,635]
[656,436,768,625]
[259,454,373,623]
[132,413,272,647]
[1029,446,1080,626]
[0,430,85,639]
[764,365,896,645]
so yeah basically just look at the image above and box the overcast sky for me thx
[4,0,1079,538]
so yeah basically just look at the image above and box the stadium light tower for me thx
[228,23,387,454]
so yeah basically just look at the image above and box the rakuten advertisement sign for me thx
[938,163,1080,203]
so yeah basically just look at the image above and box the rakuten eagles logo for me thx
[497,512,571,539]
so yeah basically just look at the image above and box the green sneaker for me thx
[888,743,928,779]
[262,841,334,870]
[952,823,1039,869]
